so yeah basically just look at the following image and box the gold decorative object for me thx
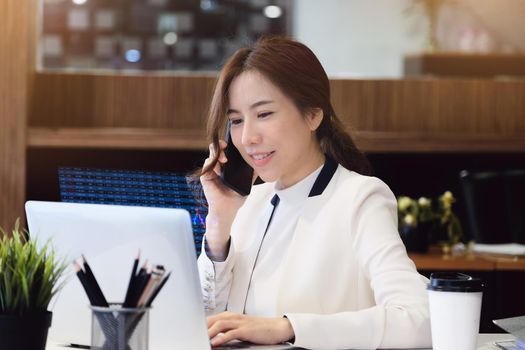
[397,191,464,251]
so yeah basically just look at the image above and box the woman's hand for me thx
[200,141,248,259]
[207,312,294,347]
[201,141,247,213]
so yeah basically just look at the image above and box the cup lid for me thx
[427,272,483,292]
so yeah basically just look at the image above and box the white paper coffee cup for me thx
[428,272,483,350]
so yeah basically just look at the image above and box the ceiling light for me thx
[163,32,178,46]
[263,5,282,19]
[125,49,141,63]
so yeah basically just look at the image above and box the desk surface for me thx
[46,334,515,350]
[409,247,525,271]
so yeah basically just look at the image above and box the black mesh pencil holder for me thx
[90,303,150,350]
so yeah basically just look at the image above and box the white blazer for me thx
[198,158,432,350]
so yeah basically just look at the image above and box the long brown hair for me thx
[203,36,371,176]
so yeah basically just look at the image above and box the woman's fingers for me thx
[218,140,228,163]
[209,141,228,162]
[208,319,241,339]
[207,314,294,347]
[207,312,246,347]
[200,157,218,181]
[211,329,244,347]
[207,311,240,327]
[203,142,228,177]
[201,142,225,180]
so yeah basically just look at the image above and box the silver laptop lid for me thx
[25,201,210,350]
[494,315,525,345]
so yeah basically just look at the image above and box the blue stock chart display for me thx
[59,167,207,256]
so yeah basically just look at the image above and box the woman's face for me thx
[227,70,324,189]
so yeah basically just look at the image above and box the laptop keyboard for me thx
[215,343,252,349]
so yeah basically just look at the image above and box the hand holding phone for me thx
[220,126,254,196]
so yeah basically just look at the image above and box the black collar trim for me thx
[308,156,338,197]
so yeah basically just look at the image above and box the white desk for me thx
[46,333,516,350]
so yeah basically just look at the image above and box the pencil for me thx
[137,267,164,307]
[136,259,148,277]
[123,250,140,307]
[76,261,117,344]
[145,272,171,307]
[82,254,108,307]
[74,262,97,306]
[130,268,152,307]
[75,262,116,336]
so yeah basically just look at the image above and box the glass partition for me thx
[40,0,525,77]
[40,0,291,71]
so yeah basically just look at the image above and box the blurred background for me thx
[1,0,524,334]
[39,0,525,76]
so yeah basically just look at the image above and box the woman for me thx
[198,36,431,349]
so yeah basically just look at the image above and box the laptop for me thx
[26,201,294,350]
[493,316,525,350]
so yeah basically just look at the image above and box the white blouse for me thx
[244,166,322,316]
[198,160,432,350]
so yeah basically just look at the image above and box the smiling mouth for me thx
[250,151,274,161]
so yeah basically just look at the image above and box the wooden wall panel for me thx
[0,0,35,230]
[30,73,217,129]
[330,79,525,135]
[31,73,525,134]
[29,73,525,152]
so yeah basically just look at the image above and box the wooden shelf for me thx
[353,131,525,153]
[409,250,525,271]
[409,251,494,271]
[27,128,525,153]
[404,52,525,78]
[27,127,208,150]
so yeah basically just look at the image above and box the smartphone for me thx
[220,126,254,196]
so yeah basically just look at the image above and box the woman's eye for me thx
[258,112,273,118]
[230,119,243,126]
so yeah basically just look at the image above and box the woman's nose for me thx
[241,121,262,146]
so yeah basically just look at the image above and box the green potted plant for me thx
[0,219,67,350]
